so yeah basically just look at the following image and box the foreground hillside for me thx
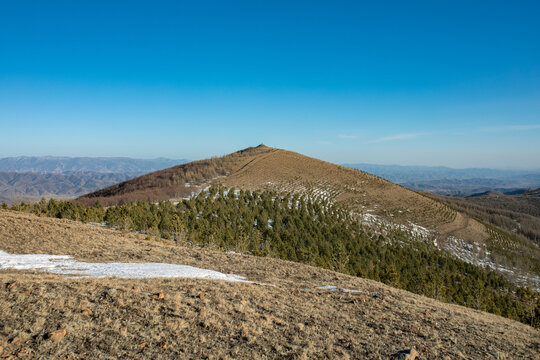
[10,190,540,325]
[0,210,539,359]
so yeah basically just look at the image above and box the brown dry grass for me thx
[78,145,276,205]
[437,212,489,243]
[217,148,476,231]
[78,145,469,232]
[1,210,538,359]
[76,145,489,246]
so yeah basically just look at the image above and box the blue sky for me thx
[1,1,539,169]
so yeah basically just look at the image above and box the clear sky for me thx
[1,1,539,169]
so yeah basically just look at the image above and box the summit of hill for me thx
[79,145,461,230]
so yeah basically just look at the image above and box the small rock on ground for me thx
[393,348,419,360]
[47,329,66,342]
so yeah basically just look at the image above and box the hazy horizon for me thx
[1,1,539,169]
[1,153,539,172]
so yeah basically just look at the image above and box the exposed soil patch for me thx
[438,212,489,243]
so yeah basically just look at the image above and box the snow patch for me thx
[0,251,249,282]
[441,237,540,291]
[358,211,431,241]
[317,285,339,291]
[362,212,381,225]
[317,285,361,293]
[407,222,431,238]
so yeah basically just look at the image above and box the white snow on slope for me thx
[0,250,249,282]
[317,285,361,293]
[440,237,540,291]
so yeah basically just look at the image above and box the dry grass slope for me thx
[78,145,485,239]
[0,210,538,359]
[216,148,488,241]
[78,145,276,205]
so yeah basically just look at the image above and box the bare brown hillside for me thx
[74,145,509,286]
[79,145,481,236]
[218,147,463,229]
[78,145,277,205]
[0,210,538,359]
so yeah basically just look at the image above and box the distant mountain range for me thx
[4,156,540,203]
[0,156,188,203]
[0,156,186,175]
[344,163,540,196]
[0,172,135,204]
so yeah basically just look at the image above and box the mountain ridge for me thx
[0,156,187,174]
[0,156,189,204]
[345,163,540,196]
[0,171,136,204]
[79,144,277,204]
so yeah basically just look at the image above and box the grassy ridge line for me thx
[77,145,276,205]
[4,187,539,327]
